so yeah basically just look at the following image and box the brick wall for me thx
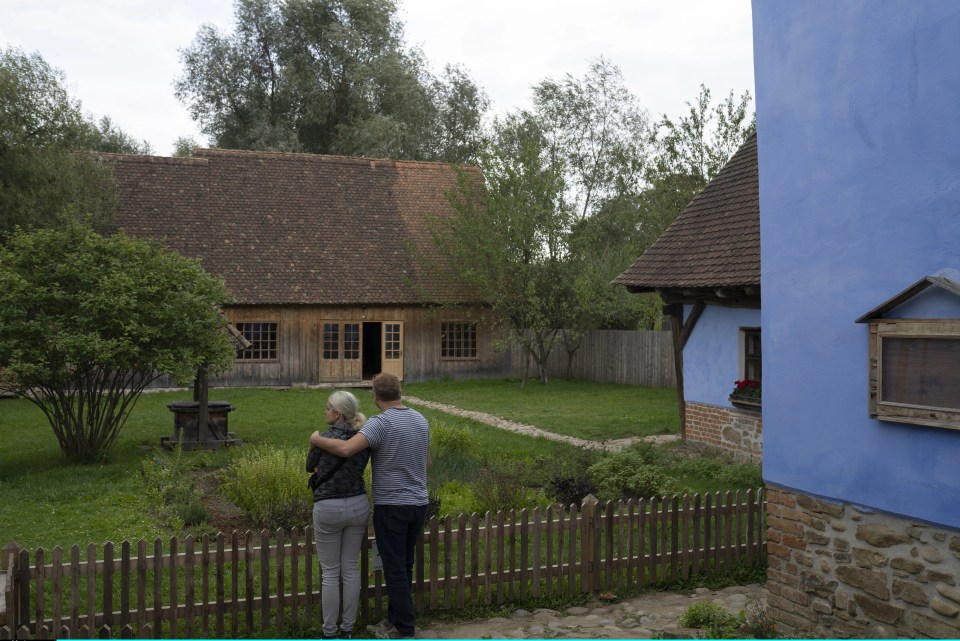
[766,485,960,638]
[685,401,762,463]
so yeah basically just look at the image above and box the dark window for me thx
[881,337,960,410]
[866,319,960,429]
[441,322,478,359]
[235,322,278,360]
[323,323,339,360]
[743,328,762,381]
[384,323,401,359]
[344,323,360,360]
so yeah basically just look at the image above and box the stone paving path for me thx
[404,397,678,452]
[414,584,765,639]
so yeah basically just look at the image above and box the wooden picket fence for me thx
[2,490,765,639]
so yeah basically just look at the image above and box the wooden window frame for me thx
[869,318,960,430]
[738,327,762,382]
[440,321,479,360]
[235,321,279,361]
[322,323,340,360]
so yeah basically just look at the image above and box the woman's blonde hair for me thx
[327,390,366,429]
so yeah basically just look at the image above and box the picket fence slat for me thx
[4,491,765,638]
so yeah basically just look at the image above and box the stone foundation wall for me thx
[684,401,762,462]
[766,486,960,638]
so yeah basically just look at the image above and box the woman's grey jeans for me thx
[313,493,370,636]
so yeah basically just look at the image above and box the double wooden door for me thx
[319,321,403,382]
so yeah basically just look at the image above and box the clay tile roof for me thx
[100,149,476,305]
[613,133,760,291]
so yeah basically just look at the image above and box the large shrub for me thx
[587,443,682,502]
[0,222,234,462]
[218,446,312,530]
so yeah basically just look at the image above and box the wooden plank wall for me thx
[512,330,676,388]
[2,490,764,640]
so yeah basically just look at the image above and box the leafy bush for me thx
[587,444,682,501]
[218,446,311,530]
[432,419,478,455]
[530,448,600,507]
[679,600,744,638]
[471,459,553,515]
[141,443,212,531]
[432,480,477,518]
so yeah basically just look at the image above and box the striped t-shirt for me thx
[360,406,430,506]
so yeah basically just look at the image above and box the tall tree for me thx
[0,222,235,462]
[175,0,488,162]
[0,47,149,239]
[531,57,650,222]
[432,114,570,385]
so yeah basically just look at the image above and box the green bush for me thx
[433,480,477,518]
[218,446,311,530]
[471,459,553,515]
[141,443,212,531]
[432,419,478,454]
[679,600,744,638]
[587,444,682,501]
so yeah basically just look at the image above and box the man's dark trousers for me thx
[373,504,428,637]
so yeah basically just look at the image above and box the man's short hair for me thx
[372,372,401,401]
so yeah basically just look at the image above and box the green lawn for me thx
[0,386,587,550]
[405,378,679,440]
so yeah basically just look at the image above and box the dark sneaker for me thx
[339,632,352,640]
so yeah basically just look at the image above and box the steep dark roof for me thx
[613,133,760,296]
[101,149,474,306]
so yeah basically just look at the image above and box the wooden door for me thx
[320,321,363,382]
[381,321,404,380]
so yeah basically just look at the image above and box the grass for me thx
[0,386,588,550]
[404,378,679,440]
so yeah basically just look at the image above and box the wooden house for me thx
[102,148,510,386]
[613,134,761,462]
[753,1,960,637]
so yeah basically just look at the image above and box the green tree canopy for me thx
[0,47,150,239]
[434,113,570,384]
[175,0,489,163]
[0,222,236,462]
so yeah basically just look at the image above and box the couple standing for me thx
[307,372,429,640]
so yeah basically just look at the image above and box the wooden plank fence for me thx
[1,490,764,639]
[512,330,675,388]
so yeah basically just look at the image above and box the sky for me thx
[0,0,755,157]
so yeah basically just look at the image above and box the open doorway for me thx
[362,322,382,380]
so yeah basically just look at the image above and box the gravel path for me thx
[404,396,678,452]
[415,584,766,639]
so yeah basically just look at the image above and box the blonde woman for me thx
[306,390,370,640]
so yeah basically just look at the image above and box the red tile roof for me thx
[101,149,475,305]
[613,133,760,291]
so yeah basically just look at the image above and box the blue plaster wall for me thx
[753,1,960,528]
[683,305,761,408]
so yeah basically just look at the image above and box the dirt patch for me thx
[195,472,259,535]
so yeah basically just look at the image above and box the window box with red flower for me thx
[729,379,761,409]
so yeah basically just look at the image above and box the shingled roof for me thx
[102,149,474,306]
[613,133,760,304]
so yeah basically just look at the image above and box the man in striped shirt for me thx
[310,372,430,639]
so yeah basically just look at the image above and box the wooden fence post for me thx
[1,541,23,629]
[580,495,599,595]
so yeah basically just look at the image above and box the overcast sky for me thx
[0,0,755,156]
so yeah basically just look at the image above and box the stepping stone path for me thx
[404,397,678,452]
[416,584,766,639]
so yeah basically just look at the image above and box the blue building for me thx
[754,1,960,636]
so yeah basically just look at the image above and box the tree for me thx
[433,114,570,385]
[531,58,651,222]
[0,47,150,239]
[0,222,236,462]
[643,84,755,239]
[175,0,489,163]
